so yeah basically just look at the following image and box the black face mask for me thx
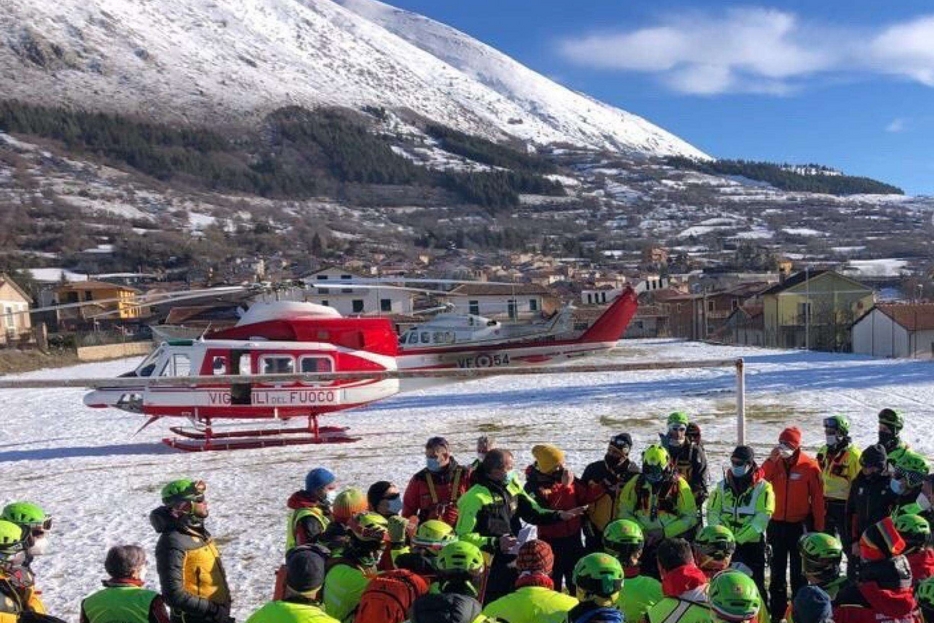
[605,454,622,468]
[879,430,899,451]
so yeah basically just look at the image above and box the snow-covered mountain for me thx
[0,0,707,158]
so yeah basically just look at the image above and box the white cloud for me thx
[559,8,934,95]
[886,118,906,133]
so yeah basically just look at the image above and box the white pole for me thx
[805,266,810,350]
[736,358,746,445]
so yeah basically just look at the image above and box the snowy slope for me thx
[0,0,705,157]
[334,0,708,159]
[4,340,934,619]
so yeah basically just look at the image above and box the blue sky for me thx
[385,0,934,195]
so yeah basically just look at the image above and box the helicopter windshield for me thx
[135,346,164,377]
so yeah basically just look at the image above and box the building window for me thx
[587,293,593,304]
[707,300,715,312]
[352,300,364,313]
[380,299,392,312]
[316,275,329,294]
[507,299,517,320]
[321,300,329,307]
[732,299,739,310]
[529,299,538,312]
[469,300,480,316]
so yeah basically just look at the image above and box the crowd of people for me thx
[3,412,934,623]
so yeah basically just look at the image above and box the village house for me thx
[54,280,145,330]
[300,267,415,316]
[852,302,934,358]
[0,273,33,346]
[445,283,552,320]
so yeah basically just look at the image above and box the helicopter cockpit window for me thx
[160,354,191,377]
[407,332,419,345]
[300,357,333,373]
[136,347,163,377]
[261,356,294,375]
[212,356,227,375]
[420,331,430,344]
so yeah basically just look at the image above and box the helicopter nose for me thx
[83,390,109,408]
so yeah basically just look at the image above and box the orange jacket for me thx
[763,450,826,530]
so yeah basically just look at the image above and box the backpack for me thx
[353,569,429,623]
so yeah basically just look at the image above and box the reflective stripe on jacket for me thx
[616,476,698,539]
[707,477,774,544]
[245,600,340,623]
[287,507,330,552]
[817,444,862,501]
[81,586,160,623]
[482,585,578,623]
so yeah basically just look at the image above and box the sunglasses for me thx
[382,492,400,501]
[669,425,687,432]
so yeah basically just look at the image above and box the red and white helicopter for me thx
[20,280,632,450]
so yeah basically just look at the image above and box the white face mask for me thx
[27,536,49,557]
[778,445,794,459]
[325,490,338,504]
[918,493,933,512]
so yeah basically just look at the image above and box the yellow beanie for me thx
[532,444,565,474]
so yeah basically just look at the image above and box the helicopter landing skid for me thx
[163,415,359,451]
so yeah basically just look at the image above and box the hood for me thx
[908,549,934,578]
[287,490,323,511]
[662,564,709,599]
[859,583,918,617]
[409,593,482,623]
[149,506,176,534]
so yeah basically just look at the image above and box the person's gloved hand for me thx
[387,515,409,545]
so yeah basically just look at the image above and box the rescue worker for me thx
[408,541,495,623]
[617,444,698,579]
[878,408,910,469]
[708,571,763,623]
[455,449,583,604]
[895,515,934,586]
[917,576,934,623]
[833,517,921,623]
[581,433,641,552]
[660,412,708,508]
[791,586,834,623]
[287,468,338,552]
[763,427,825,622]
[322,512,387,622]
[692,526,737,579]
[1,502,51,615]
[471,436,493,473]
[366,481,410,571]
[566,553,625,623]
[0,520,27,623]
[320,489,368,556]
[80,545,170,623]
[891,452,931,516]
[393,519,455,580]
[707,445,774,599]
[482,540,578,623]
[245,545,337,623]
[150,479,232,623]
[403,437,470,526]
[798,533,849,600]
[603,519,662,623]
[525,443,601,592]
[686,423,702,448]
[817,415,861,549]
[644,538,711,623]
[845,444,896,576]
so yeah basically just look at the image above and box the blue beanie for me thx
[305,468,335,493]
[793,586,833,623]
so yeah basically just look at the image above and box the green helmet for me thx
[1,502,50,530]
[917,576,934,609]
[695,525,737,559]
[894,451,930,488]
[573,553,624,598]
[895,514,931,551]
[0,520,25,559]
[348,512,389,543]
[667,411,690,427]
[708,570,761,622]
[161,479,206,505]
[879,408,905,432]
[642,444,671,484]
[822,415,850,436]
[437,541,484,574]
[412,520,455,551]
[603,519,644,561]
[798,533,842,582]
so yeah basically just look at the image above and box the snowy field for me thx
[4,339,934,620]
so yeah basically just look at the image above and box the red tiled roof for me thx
[875,303,934,331]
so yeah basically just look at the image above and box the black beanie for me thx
[286,545,328,594]
[610,433,633,450]
[861,443,887,470]
[732,445,755,464]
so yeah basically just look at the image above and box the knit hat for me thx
[860,444,888,470]
[860,517,906,561]
[286,545,328,595]
[792,586,833,623]
[332,488,368,523]
[609,433,633,451]
[731,445,755,464]
[516,540,554,575]
[779,427,802,450]
[532,444,565,474]
[304,468,335,493]
[367,481,395,511]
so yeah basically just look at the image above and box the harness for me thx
[425,466,464,506]
[636,478,680,521]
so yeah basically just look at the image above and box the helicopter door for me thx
[231,350,252,405]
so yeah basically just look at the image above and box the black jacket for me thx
[661,436,708,505]
[845,471,897,544]
[150,507,231,623]
[408,592,483,623]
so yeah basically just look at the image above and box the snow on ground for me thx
[843,258,909,278]
[28,268,88,282]
[4,339,934,619]
[782,227,826,237]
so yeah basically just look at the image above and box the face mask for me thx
[477,453,486,462]
[879,430,897,449]
[891,479,906,495]
[326,490,338,504]
[605,453,622,468]
[778,446,794,460]
[426,457,442,472]
[825,434,838,447]
[27,536,49,557]
[506,470,518,483]
[918,493,933,512]
[386,496,403,515]
[731,465,751,478]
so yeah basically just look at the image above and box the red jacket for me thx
[907,549,934,585]
[402,460,470,526]
[763,450,826,530]
[833,582,922,623]
[524,467,603,539]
